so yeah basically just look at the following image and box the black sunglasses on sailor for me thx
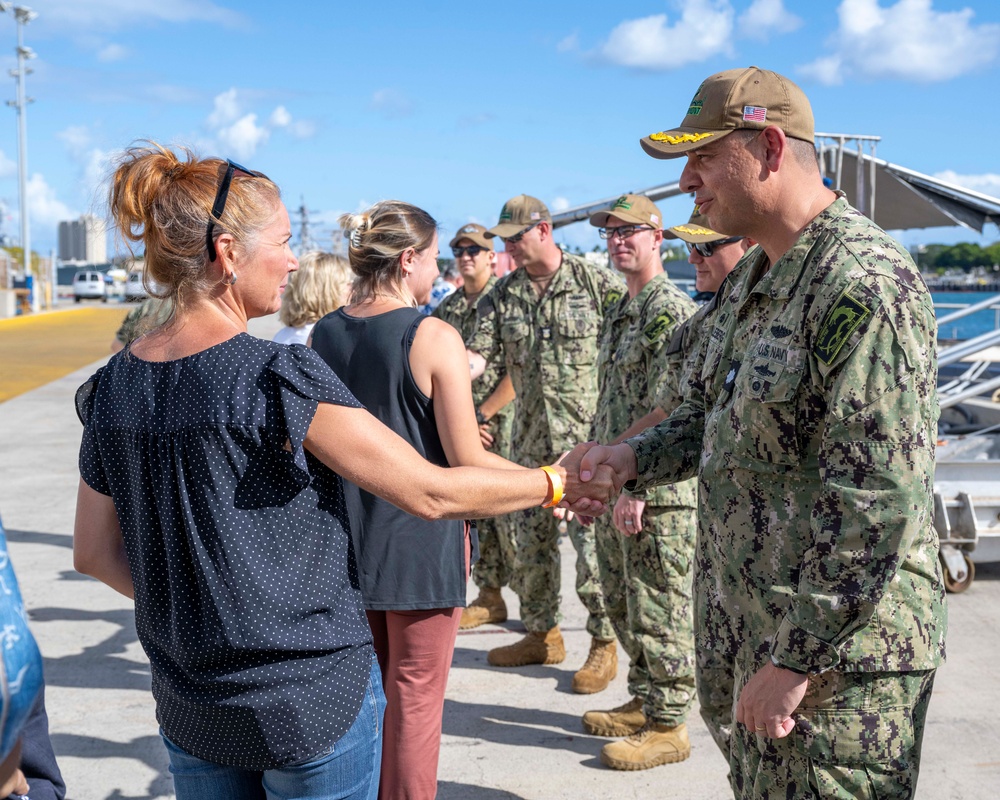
[452,245,488,258]
[688,236,744,258]
[499,221,540,244]
[206,159,259,262]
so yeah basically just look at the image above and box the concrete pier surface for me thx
[0,309,997,799]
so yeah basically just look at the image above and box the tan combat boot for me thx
[459,587,507,630]
[582,696,646,737]
[571,637,618,694]
[487,627,565,667]
[600,722,690,770]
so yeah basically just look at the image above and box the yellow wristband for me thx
[540,465,564,508]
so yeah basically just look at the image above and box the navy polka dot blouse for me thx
[76,333,374,770]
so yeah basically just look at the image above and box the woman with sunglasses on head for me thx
[309,204,529,800]
[73,144,615,800]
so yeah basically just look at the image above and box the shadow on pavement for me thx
[49,732,171,800]
[442,697,607,761]
[31,607,149,692]
[437,781,525,799]
[6,527,73,549]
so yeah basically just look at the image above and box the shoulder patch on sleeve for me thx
[814,291,872,365]
[603,287,624,312]
[643,311,677,343]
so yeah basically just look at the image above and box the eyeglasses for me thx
[688,236,744,258]
[499,221,540,244]
[206,159,259,262]
[452,245,488,258]
[599,225,653,241]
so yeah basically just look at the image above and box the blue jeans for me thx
[162,660,385,800]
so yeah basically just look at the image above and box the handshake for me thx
[551,441,639,515]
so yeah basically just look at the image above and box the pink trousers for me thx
[367,607,462,800]
[367,528,469,800]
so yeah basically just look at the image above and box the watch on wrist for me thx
[476,409,487,426]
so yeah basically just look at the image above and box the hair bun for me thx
[342,212,371,249]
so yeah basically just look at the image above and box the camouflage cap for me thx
[640,66,815,160]
[589,194,663,230]
[485,194,551,239]
[663,205,730,243]
[449,222,493,251]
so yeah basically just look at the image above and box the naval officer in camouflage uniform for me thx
[659,207,753,761]
[574,67,947,798]
[577,194,699,770]
[468,194,624,692]
[433,223,517,629]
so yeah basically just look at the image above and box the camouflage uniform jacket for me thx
[468,252,624,461]
[433,276,513,446]
[592,272,697,507]
[626,196,947,674]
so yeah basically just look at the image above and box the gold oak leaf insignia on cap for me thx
[814,292,872,364]
[648,131,715,145]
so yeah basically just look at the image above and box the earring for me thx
[229,274,237,285]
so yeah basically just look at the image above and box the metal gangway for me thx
[933,294,1000,591]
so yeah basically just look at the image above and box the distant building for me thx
[58,214,107,264]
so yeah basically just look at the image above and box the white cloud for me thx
[207,88,242,128]
[83,149,115,197]
[799,0,1000,85]
[97,43,129,62]
[287,120,317,139]
[737,0,802,40]
[27,173,78,229]
[270,106,292,127]
[596,0,735,70]
[57,125,93,156]
[216,114,270,161]
[370,89,414,119]
[557,32,579,53]
[203,91,314,158]
[551,197,572,212]
[934,171,1000,200]
[40,0,244,31]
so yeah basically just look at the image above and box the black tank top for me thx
[310,306,469,609]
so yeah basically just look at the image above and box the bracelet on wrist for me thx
[540,465,564,508]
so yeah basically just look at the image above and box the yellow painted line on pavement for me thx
[0,307,129,403]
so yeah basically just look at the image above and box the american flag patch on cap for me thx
[743,106,767,122]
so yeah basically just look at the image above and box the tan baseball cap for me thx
[640,66,815,160]
[663,205,729,243]
[589,194,663,229]
[485,194,551,239]
[449,222,493,250]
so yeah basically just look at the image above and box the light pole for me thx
[1,4,36,309]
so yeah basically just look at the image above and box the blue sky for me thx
[2,0,999,258]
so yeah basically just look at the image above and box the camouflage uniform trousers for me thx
[729,664,936,799]
[509,501,614,640]
[695,542,735,759]
[471,512,516,590]
[697,645,735,759]
[593,505,696,726]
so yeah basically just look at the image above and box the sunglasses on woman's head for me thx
[206,159,259,262]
